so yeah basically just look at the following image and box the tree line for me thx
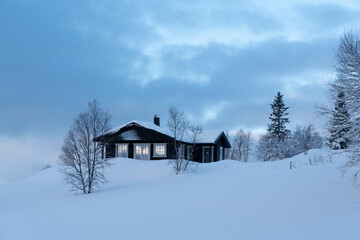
[256,92,323,161]
[225,92,323,163]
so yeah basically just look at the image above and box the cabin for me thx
[94,116,231,163]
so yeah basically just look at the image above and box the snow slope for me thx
[0,149,359,240]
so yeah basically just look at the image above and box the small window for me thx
[153,143,167,157]
[220,147,223,161]
[116,144,128,158]
[135,145,142,155]
[187,146,191,160]
[103,145,107,159]
[179,145,185,159]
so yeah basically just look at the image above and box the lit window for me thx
[134,144,150,160]
[154,143,167,157]
[116,144,128,158]
[136,145,142,155]
[143,146,149,155]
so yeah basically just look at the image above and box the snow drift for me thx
[0,149,359,240]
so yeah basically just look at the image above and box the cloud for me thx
[297,3,360,31]
[200,101,230,122]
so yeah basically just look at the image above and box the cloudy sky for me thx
[1,0,360,183]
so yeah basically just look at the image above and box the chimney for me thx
[154,115,160,126]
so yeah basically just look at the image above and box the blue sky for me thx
[1,0,360,182]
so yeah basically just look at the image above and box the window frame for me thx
[187,145,192,160]
[116,143,129,158]
[220,147,223,161]
[179,144,185,159]
[103,145,107,159]
[134,143,151,160]
[153,143,167,158]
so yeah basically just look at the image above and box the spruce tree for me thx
[267,91,290,140]
[328,92,350,149]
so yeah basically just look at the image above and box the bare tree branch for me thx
[167,106,191,174]
[59,100,111,194]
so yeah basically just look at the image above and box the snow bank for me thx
[0,150,359,240]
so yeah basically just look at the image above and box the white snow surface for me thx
[194,130,223,143]
[105,120,223,143]
[0,149,359,240]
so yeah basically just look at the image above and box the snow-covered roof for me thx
[102,120,224,144]
[183,130,224,144]
[106,120,169,137]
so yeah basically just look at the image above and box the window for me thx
[103,145,107,159]
[187,146,192,160]
[154,143,167,157]
[135,145,142,155]
[220,147,223,161]
[116,144,128,158]
[179,145,185,159]
[134,144,150,160]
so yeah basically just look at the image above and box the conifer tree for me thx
[267,91,290,140]
[328,92,350,149]
[256,92,290,161]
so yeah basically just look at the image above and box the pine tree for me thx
[267,91,290,140]
[256,92,290,161]
[328,92,350,149]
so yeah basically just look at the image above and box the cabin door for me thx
[203,147,211,163]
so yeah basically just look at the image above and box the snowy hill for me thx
[0,149,359,240]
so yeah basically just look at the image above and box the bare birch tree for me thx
[167,106,189,174]
[256,133,274,161]
[59,100,111,194]
[243,131,252,162]
[233,129,252,162]
[184,125,202,171]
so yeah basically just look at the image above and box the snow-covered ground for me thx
[0,149,359,240]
